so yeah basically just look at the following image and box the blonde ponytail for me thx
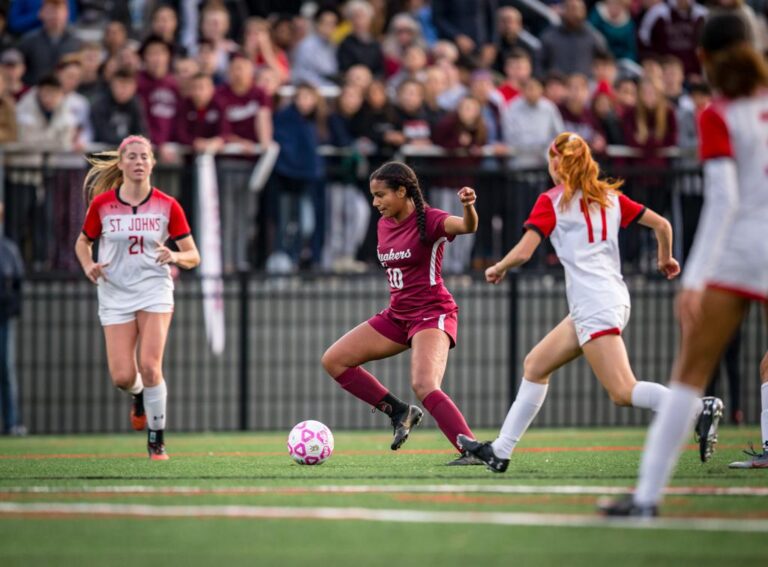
[83,135,154,204]
[549,132,623,210]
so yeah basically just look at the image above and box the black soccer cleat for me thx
[456,434,510,473]
[130,392,146,431]
[147,429,169,461]
[445,451,485,466]
[390,405,423,450]
[598,494,658,518]
[695,396,724,463]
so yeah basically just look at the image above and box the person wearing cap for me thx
[15,0,81,86]
[0,49,29,102]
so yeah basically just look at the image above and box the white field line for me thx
[0,502,766,533]
[2,484,768,497]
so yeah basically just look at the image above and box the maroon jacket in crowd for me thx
[136,70,180,145]
[176,96,225,146]
[214,83,272,143]
[639,0,707,76]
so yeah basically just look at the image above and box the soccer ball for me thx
[287,420,334,465]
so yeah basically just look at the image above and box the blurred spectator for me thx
[660,55,692,111]
[468,69,502,143]
[103,20,129,59]
[102,44,142,82]
[216,51,273,151]
[198,1,239,78]
[431,96,488,272]
[383,79,431,150]
[0,49,29,102]
[614,75,637,115]
[403,0,439,47]
[76,42,103,102]
[55,54,92,148]
[716,0,766,52]
[640,55,664,89]
[422,65,448,125]
[291,6,339,87]
[173,53,201,99]
[368,0,391,38]
[344,64,373,92]
[243,17,291,84]
[136,36,180,150]
[543,71,567,106]
[270,13,298,55]
[501,76,564,168]
[591,53,618,93]
[325,84,371,273]
[270,83,326,269]
[431,39,460,65]
[255,66,282,108]
[433,0,498,68]
[496,48,532,105]
[387,45,428,98]
[177,72,225,153]
[382,13,426,78]
[90,68,148,145]
[588,0,638,62]
[591,82,624,145]
[16,74,76,149]
[149,4,179,47]
[540,0,608,77]
[357,79,396,151]
[16,0,81,86]
[0,203,25,436]
[8,0,77,36]
[435,58,467,111]
[338,0,384,77]
[196,39,225,85]
[494,6,542,76]
[559,73,606,152]
[638,0,707,77]
[0,70,17,143]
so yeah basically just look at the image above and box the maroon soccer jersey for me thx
[377,207,457,318]
[214,84,272,143]
[136,71,180,145]
[176,97,224,145]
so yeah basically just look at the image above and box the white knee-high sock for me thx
[144,381,167,431]
[630,381,668,411]
[634,382,702,506]
[491,379,548,459]
[761,383,768,451]
[127,373,143,395]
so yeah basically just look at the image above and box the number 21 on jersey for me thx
[128,235,145,255]
[387,268,403,289]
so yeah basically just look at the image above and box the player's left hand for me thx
[155,241,177,265]
[658,257,681,279]
[457,187,476,206]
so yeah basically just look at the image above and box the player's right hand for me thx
[485,264,506,285]
[84,262,109,284]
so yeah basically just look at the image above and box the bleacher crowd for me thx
[0,0,765,273]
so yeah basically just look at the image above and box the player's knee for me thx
[321,349,342,378]
[138,364,162,387]
[110,369,136,390]
[411,379,436,401]
[522,353,548,383]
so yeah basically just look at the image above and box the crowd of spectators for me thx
[0,0,766,272]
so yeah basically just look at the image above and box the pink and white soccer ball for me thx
[287,420,334,465]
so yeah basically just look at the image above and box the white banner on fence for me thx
[195,153,225,355]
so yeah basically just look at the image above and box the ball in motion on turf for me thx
[287,420,334,465]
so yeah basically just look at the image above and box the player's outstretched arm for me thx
[485,230,542,284]
[444,187,478,235]
[637,209,680,280]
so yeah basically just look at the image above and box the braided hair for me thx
[370,161,428,242]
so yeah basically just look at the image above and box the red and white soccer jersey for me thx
[81,188,191,320]
[682,93,768,300]
[525,187,646,323]
[375,206,458,320]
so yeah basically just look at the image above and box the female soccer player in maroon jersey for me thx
[74,135,200,459]
[322,161,481,464]
[603,12,768,516]
[458,132,718,475]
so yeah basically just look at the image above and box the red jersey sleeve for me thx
[425,207,455,242]
[698,104,733,161]
[618,194,646,228]
[524,194,556,238]
[168,199,192,240]
[81,201,102,240]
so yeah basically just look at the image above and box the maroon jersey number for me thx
[128,235,145,255]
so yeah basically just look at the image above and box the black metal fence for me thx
[17,272,766,434]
